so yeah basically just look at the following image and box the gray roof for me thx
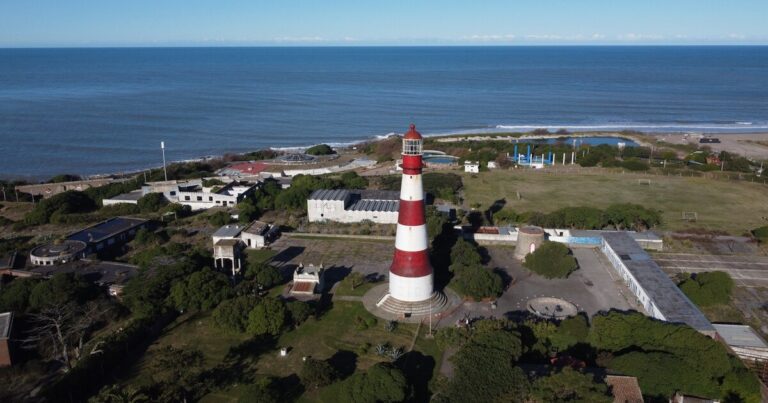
[67,217,149,244]
[212,224,244,238]
[602,232,715,333]
[358,190,399,201]
[713,324,768,349]
[108,190,144,201]
[243,220,269,235]
[0,312,12,339]
[309,189,350,201]
[348,199,399,213]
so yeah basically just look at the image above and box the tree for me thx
[443,329,529,402]
[305,144,335,155]
[531,368,611,403]
[560,206,604,229]
[286,300,313,326]
[449,238,482,269]
[244,262,283,290]
[24,190,97,225]
[300,358,338,389]
[336,363,409,403]
[137,192,168,213]
[169,269,232,311]
[238,378,281,403]
[247,298,287,336]
[524,242,578,279]
[237,198,260,223]
[212,296,260,333]
[23,301,111,369]
[679,271,734,307]
[450,265,503,300]
[89,384,149,403]
[0,277,40,312]
[28,272,99,311]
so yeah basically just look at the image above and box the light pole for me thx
[161,141,168,182]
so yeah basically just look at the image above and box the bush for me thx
[137,193,168,213]
[24,190,98,225]
[524,242,578,279]
[208,211,232,226]
[679,271,734,307]
[752,226,768,242]
[305,144,335,155]
[620,158,650,171]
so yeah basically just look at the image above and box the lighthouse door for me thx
[530,243,536,254]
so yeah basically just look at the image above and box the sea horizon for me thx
[2,46,767,179]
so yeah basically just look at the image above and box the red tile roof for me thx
[606,375,644,403]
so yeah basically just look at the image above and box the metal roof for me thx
[309,189,349,201]
[602,232,715,333]
[0,312,12,339]
[212,224,244,238]
[713,324,768,349]
[107,190,144,201]
[348,199,399,213]
[67,217,148,244]
[243,220,269,235]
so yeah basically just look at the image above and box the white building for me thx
[176,181,258,210]
[307,189,399,224]
[212,221,278,250]
[464,161,480,173]
[486,161,498,169]
[129,178,260,211]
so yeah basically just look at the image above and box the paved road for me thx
[652,252,768,287]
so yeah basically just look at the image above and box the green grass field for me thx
[461,170,768,234]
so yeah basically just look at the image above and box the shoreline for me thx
[4,129,768,183]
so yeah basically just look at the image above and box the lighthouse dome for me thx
[403,124,422,140]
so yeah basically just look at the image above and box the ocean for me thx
[1,46,767,179]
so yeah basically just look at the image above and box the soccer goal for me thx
[637,178,652,185]
[682,211,698,222]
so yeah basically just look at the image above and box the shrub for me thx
[450,265,504,300]
[208,211,232,226]
[524,242,578,279]
[620,158,650,171]
[24,190,97,225]
[752,226,768,242]
[300,358,338,389]
[137,192,168,213]
[679,271,734,307]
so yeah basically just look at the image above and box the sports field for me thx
[461,169,768,234]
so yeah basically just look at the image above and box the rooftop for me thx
[243,220,269,235]
[67,217,148,244]
[348,198,399,213]
[30,240,87,258]
[309,189,350,201]
[713,324,768,349]
[0,312,12,339]
[605,375,644,403]
[107,190,144,201]
[213,224,244,239]
[601,232,715,333]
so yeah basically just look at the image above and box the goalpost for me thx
[637,178,652,185]
[682,211,698,222]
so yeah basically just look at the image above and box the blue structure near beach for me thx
[509,143,555,167]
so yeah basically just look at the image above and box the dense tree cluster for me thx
[493,203,662,231]
[590,311,760,401]
[333,363,409,403]
[23,190,98,225]
[531,367,612,403]
[169,268,232,311]
[448,239,503,300]
[524,241,578,279]
[679,271,734,307]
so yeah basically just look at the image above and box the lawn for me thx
[333,278,377,297]
[461,170,768,234]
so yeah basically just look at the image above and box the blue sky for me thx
[1,0,767,47]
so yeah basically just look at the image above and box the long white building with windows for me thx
[307,189,399,224]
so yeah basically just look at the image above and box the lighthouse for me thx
[389,124,434,302]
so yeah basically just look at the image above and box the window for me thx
[170,191,176,196]
[197,196,203,201]
[402,139,422,155]
[209,196,213,201]
[185,196,190,201]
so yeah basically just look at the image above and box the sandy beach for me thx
[651,132,768,159]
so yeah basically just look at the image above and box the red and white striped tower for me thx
[389,124,434,302]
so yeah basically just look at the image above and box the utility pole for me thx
[161,141,168,182]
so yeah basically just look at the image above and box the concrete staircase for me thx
[377,291,448,316]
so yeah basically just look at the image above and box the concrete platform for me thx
[362,283,461,323]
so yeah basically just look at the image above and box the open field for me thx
[461,169,768,234]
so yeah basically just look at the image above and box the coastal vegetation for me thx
[492,203,661,231]
[305,143,335,156]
